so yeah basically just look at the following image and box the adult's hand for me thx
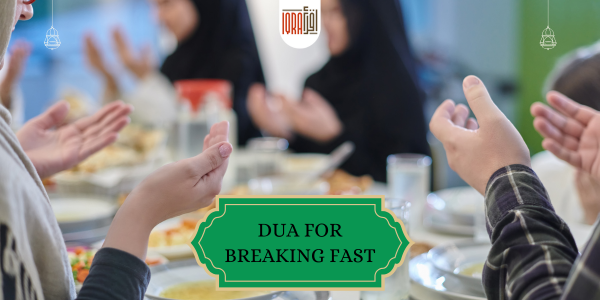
[112,28,153,80]
[429,76,530,195]
[84,33,121,104]
[103,121,233,259]
[282,88,343,143]
[0,40,30,109]
[16,101,132,178]
[247,83,293,139]
[531,91,600,181]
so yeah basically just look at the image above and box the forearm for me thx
[76,248,150,300]
[0,84,12,110]
[483,165,579,300]
[101,198,156,260]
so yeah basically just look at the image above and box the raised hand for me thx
[282,88,343,143]
[84,33,121,103]
[103,121,233,259]
[247,83,293,139]
[430,76,530,194]
[16,101,132,178]
[0,40,30,109]
[112,28,153,80]
[531,91,600,180]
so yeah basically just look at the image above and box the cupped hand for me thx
[247,83,292,139]
[16,101,132,178]
[103,121,233,258]
[282,88,343,143]
[531,91,600,181]
[429,76,530,195]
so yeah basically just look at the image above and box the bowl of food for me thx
[427,240,491,293]
[148,217,200,260]
[146,260,282,300]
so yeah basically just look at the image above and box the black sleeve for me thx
[76,248,151,300]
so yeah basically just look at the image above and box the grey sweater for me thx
[0,105,150,300]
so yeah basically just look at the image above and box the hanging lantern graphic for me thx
[540,26,557,50]
[44,26,61,50]
[540,0,556,50]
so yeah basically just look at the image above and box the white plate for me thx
[424,187,483,236]
[50,197,117,223]
[410,254,486,300]
[148,218,195,260]
[146,260,282,300]
[427,241,491,294]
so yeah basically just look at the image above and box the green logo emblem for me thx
[188,196,412,290]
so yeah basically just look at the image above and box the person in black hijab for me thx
[247,0,430,182]
[87,0,264,146]
[160,0,264,146]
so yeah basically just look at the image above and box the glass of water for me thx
[361,199,411,300]
[387,154,432,230]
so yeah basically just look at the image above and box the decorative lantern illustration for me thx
[540,26,556,50]
[44,0,60,50]
[44,26,61,50]
[540,0,556,50]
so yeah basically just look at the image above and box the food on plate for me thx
[410,242,434,259]
[149,219,199,248]
[63,124,165,174]
[69,247,166,284]
[160,280,269,300]
[457,262,485,278]
[326,169,373,195]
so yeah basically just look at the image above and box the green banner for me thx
[188,196,412,291]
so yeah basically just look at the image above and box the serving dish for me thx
[426,240,491,294]
[146,259,282,300]
[410,254,486,300]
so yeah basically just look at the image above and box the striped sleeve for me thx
[482,165,579,300]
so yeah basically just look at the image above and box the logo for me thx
[279,0,321,49]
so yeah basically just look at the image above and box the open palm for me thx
[531,91,600,180]
[16,101,132,179]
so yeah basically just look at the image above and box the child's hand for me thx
[102,121,232,259]
[429,76,531,195]
[532,92,600,181]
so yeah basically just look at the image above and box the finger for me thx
[77,103,132,137]
[466,118,479,130]
[73,101,125,130]
[204,121,230,150]
[79,132,119,159]
[451,104,470,128]
[189,142,233,177]
[547,91,596,126]
[533,117,579,151]
[429,99,458,142]
[462,76,504,123]
[531,102,585,139]
[542,138,582,168]
[31,101,70,129]
[96,116,131,139]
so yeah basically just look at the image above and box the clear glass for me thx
[361,199,411,300]
[387,154,432,230]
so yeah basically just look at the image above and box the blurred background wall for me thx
[7,0,600,187]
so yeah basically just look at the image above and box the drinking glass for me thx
[360,199,411,300]
[387,154,432,229]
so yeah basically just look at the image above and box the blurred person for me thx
[0,39,28,130]
[87,0,265,146]
[531,42,600,225]
[247,0,430,182]
[1,1,233,299]
[430,75,599,299]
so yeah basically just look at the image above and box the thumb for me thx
[190,142,233,176]
[462,76,503,123]
[33,101,70,129]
